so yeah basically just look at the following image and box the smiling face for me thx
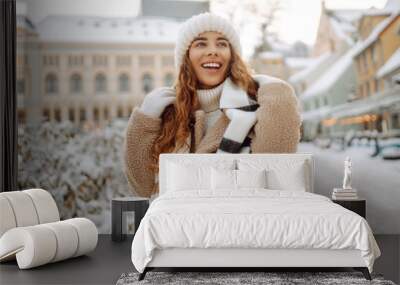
[188,31,232,89]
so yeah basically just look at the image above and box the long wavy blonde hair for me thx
[149,46,259,172]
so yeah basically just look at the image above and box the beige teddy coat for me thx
[123,75,302,197]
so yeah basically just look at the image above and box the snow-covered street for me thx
[298,142,400,234]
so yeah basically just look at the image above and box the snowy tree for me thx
[18,119,132,233]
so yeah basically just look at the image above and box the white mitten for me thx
[140,87,176,118]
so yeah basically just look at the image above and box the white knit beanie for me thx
[174,12,242,71]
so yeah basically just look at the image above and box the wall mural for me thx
[17,0,400,235]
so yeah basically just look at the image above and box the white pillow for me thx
[267,165,306,191]
[211,168,267,190]
[211,168,236,190]
[167,162,211,191]
[237,159,308,191]
[236,169,267,189]
[165,159,236,193]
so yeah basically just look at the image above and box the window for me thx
[17,79,25,95]
[371,43,381,66]
[164,73,174,86]
[371,45,376,65]
[142,73,153,93]
[365,81,370,96]
[139,56,154,67]
[93,55,107,66]
[54,108,61,122]
[374,79,379,94]
[42,108,50,121]
[362,53,368,71]
[357,57,363,73]
[95,73,107,93]
[117,106,124,118]
[45,73,58,94]
[68,55,84,67]
[116,55,131,66]
[43,55,59,66]
[18,110,26,124]
[93,107,100,121]
[69,108,75,122]
[119,74,130,92]
[392,113,399,129]
[70,73,82,94]
[79,108,86,122]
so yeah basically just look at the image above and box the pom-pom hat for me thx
[174,12,242,71]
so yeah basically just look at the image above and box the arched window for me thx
[117,106,124,118]
[79,108,86,122]
[95,73,107,93]
[45,73,58,94]
[93,107,100,122]
[69,108,75,122]
[164,73,174,86]
[18,110,26,124]
[42,108,50,122]
[70,73,82,94]
[54,108,61,122]
[119,73,130,92]
[142,73,153,94]
[104,107,109,120]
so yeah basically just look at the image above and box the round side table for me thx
[111,197,149,242]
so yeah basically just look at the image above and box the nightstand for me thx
[332,198,366,218]
[111,197,149,242]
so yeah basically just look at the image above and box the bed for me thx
[131,153,381,281]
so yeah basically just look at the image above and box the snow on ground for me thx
[298,142,400,234]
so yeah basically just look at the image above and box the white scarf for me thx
[217,77,259,153]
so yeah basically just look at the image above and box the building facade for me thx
[290,4,362,140]
[342,13,400,134]
[17,0,209,129]
[295,0,400,141]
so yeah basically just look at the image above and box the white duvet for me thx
[131,190,380,273]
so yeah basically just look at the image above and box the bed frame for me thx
[140,248,371,280]
[138,154,372,281]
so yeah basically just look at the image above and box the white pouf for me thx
[0,189,98,269]
[0,218,98,269]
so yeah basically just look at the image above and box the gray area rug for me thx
[116,271,396,285]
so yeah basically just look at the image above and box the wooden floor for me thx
[0,235,398,285]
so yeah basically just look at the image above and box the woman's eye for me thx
[195,42,206,47]
[218,42,228,47]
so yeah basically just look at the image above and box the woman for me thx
[123,13,301,198]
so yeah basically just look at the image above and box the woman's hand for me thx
[139,87,176,118]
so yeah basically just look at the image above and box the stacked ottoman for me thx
[0,189,98,269]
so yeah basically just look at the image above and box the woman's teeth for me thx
[201,62,221,69]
